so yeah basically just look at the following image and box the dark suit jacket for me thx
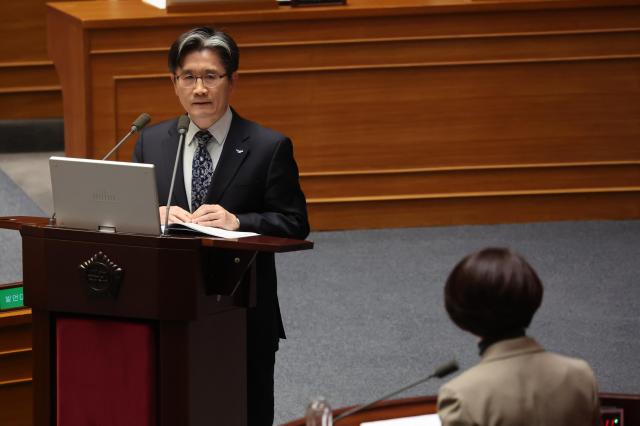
[132,111,309,350]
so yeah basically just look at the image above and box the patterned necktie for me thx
[191,130,215,212]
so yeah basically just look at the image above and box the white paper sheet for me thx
[162,222,259,239]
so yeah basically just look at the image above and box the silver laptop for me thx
[50,156,161,235]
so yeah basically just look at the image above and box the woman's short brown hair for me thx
[444,247,543,338]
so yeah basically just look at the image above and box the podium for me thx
[0,216,312,426]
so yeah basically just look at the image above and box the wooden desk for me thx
[283,395,438,426]
[47,0,640,230]
[282,393,640,425]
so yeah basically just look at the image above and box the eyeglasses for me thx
[175,72,228,89]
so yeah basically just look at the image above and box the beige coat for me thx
[438,336,600,426]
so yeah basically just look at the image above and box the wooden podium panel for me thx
[47,0,640,230]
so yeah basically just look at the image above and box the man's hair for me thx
[444,247,543,338]
[168,27,239,78]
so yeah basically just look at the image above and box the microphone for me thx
[432,360,459,378]
[49,113,151,226]
[162,114,190,236]
[101,112,151,161]
[332,360,459,424]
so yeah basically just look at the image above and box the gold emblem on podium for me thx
[79,251,124,298]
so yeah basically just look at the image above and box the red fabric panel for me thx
[56,317,156,426]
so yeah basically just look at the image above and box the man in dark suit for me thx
[132,27,309,426]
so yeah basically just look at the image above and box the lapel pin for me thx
[235,148,244,154]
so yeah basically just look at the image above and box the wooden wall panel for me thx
[0,92,62,121]
[0,2,58,62]
[0,0,95,121]
[308,191,640,230]
[112,75,182,161]
[48,0,640,229]
[91,51,176,159]
[232,60,640,171]
[0,62,60,90]
[100,59,640,169]
[84,5,640,48]
[300,163,640,199]
[0,309,33,426]
[239,31,640,70]
[0,323,32,353]
[0,350,32,383]
[0,383,32,426]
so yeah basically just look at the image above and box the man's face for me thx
[173,48,237,129]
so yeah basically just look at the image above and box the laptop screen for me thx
[50,156,161,235]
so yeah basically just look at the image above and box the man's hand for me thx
[159,206,192,224]
[191,204,240,230]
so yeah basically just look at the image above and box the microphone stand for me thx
[102,128,137,161]
[49,130,134,225]
[102,113,150,161]
[49,113,150,227]
[333,360,459,423]
[163,126,188,236]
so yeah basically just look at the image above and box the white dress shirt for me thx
[183,107,233,212]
